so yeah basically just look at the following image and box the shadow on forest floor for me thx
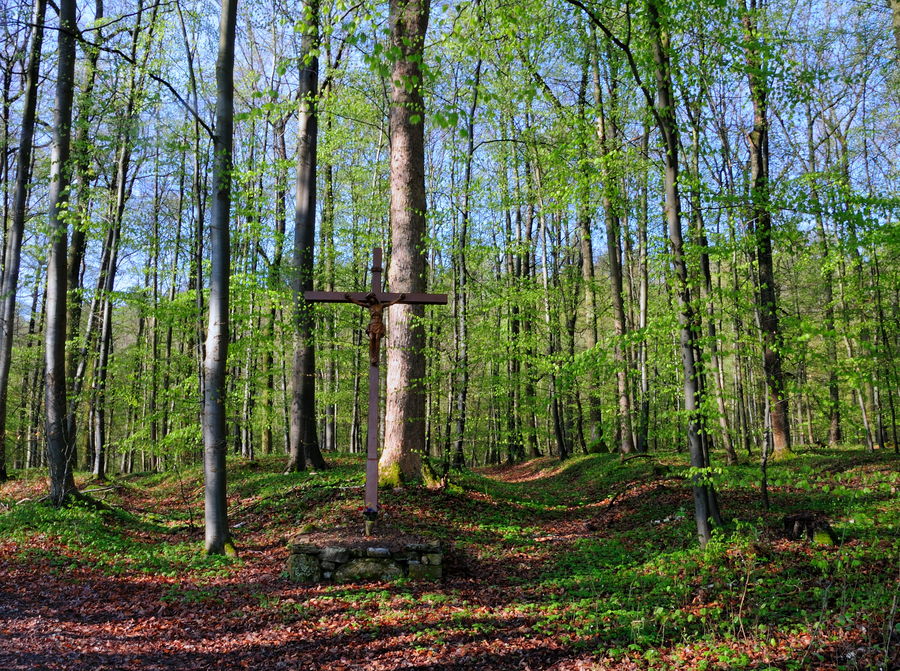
[1,447,897,670]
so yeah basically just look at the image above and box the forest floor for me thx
[0,446,898,670]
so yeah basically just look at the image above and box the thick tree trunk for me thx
[45,0,78,506]
[0,0,46,482]
[381,0,431,486]
[743,0,791,457]
[287,0,325,472]
[203,0,237,556]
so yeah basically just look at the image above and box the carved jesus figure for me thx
[345,292,405,366]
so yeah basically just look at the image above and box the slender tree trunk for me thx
[65,0,104,463]
[452,59,480,469]
[91,292,113,480]
[0,0,46,481]
[805,108,842,444]
[322,154,337,453]
[591,40,633,454]
[90,0,156,477]
[577,50,605,453]
[890,0,900,57]
[503,153,524,461]
[177,0,206,433]
[535,169,568,460]
[381,0,431,485]
[23,269,44,468]
[636,127,651,453]
[149,143,161,453]
[685,113,737,464]
[45,0,78,506]
[743,0,791,456]
[18,267,41,462]
[203,0,238,555]
[263,116,288,456]
[648,0,714,545]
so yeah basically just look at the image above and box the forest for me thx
[0,0,898,666]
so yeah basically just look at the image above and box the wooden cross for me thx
[304,247,447,526]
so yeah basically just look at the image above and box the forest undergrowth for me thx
[0,447,897,670]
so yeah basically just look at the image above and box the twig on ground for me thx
[620,453,654,463]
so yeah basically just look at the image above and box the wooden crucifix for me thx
[304,247,447,530]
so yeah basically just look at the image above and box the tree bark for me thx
[685,111,737,464]
[0,0,46,482]
[287,0,325,472]
[805,107,842,444]
[203,0,238,555]
[452,59,481,469]
[577,45,605,453]
[91,0,155,479]
[636,127,651,453]
[45,0,78,506]
[65,0,104,462]
[592,46,633,454]
[743,0,791,457]
[381,0,431,485]
[648,0,714,546]
[263,115,288,456]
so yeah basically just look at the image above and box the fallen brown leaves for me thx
[1,459,897,671]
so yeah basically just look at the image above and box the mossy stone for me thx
[333,558,403,583]
[286,552,322,583]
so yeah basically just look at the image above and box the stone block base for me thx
[285,540,443,584]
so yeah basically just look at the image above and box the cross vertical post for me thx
[304,247,446,534]
[364,249,382,517]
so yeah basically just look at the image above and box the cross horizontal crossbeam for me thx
[304,290,447,305]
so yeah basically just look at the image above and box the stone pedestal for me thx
[285,541,443,583]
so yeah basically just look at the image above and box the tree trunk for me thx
[890,0,900,57]
[685,112,737,464]
[592,50,633,455]
[577,46,605,453]
[321,155,337,453]
[743,0,791,457]
[65,0,104,463]
[636,127,651,453]
[381,0,431,486]
[263,115,288,456]
[89,0,155,478]
[203,0,237,556]
[287,0,325,472]
[0,0,46,482]
[805,108,842,444]
[452,59,481,469]
[503,153,524,461]
[648,0,714,546]
[45,0,78,506]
